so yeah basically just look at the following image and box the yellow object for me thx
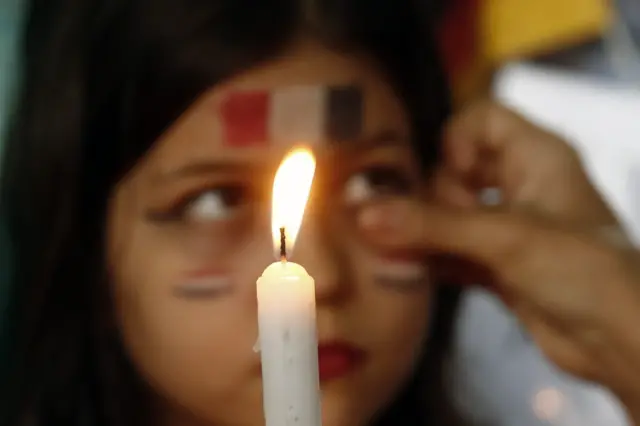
[481,0,612,62]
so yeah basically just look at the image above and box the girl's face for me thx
[107,40,434,426]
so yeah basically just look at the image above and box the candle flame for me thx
[271,147,316,259]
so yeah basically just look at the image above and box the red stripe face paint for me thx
[220,90,270,147]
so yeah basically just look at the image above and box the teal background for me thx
[1,0,23,311]
[0,0,22,144]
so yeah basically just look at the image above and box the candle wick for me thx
[279,227,287,261]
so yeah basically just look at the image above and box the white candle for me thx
[257,148,321,426]
[257,261,321,426]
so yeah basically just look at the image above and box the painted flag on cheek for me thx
[220,85,363,147]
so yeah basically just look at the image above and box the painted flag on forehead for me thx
[218,91,270,148]
[220,85,363,147]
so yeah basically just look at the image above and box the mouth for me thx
[317,340,367,382]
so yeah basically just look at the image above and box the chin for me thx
[319,385,379,426]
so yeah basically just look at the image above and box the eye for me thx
[343,166,414,205]
[185,186,247,223]
[147,184,251,224]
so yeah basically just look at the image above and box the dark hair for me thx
[0,0,463,425]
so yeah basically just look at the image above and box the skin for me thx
[359,102,640,425]
[107,40,433,426]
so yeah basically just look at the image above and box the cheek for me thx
[351,245,433,334]
[350,245,433,382]
[362,263,433,357]
[108,218,273,422]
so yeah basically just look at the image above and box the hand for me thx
[358,101,640,420]
[433,101,619,228]
[360,202,640,422]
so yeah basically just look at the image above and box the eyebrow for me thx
[152,129,407,184]
[151,161,257,185]
[335,129,409,152]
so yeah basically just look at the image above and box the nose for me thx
[292,217,347,305]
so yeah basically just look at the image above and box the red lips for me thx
[317,341,366,382]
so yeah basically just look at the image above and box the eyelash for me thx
[146,163,413,223]
[146,184,252,223]
[359,165,413,192]
[341,164,415,204]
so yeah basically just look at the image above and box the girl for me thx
[0,0,464,425]
[5,1,640,426]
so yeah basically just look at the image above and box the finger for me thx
[432,168,478,208]
[443,101,546,192]
[433,253,493,284]
[359,200,639,315]
[513,302,600,380]
[469,151,500,189]
[358,199,540,268]
[432,253,510,300]
[444,100,536,167]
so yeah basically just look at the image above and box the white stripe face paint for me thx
[173,274,235,299]
[372,258,429,293]
[269,85,326,146]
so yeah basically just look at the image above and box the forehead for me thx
[148,41,410,169]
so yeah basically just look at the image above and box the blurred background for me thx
[0,0,639,425]
[0,0,21,151]
[439,1,640,425]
